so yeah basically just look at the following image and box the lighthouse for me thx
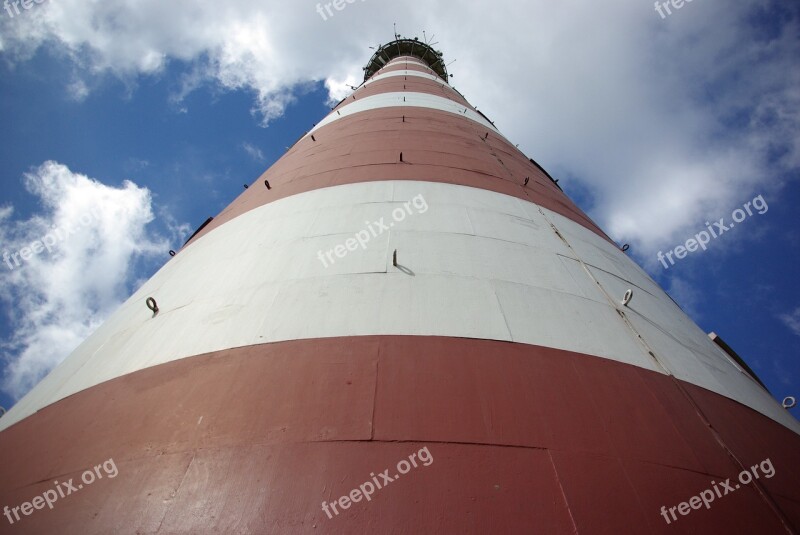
[1,38,798,533]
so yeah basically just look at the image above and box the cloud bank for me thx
[2,0,796,257]
[0,162,173,398]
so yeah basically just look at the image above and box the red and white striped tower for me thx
[1,39,798,534]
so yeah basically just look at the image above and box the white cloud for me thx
[779,308,800,337]
[0,162,172,399]
[0,1,793,262]
[66,78,89,101]
[325,74,362,106]
[242,142,265,162]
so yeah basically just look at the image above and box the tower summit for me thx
[363,38,449,81]
[1,38,798,533]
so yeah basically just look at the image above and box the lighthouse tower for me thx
[1,38,798,534]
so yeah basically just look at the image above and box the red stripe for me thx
[0,336,796,532]
[185,107,611,248]
[343,77,469,108]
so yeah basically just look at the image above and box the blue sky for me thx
[0,0,797,418]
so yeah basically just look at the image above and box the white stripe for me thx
[312,92,501,139]
[2,181,796,435]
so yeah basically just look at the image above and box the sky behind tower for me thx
[0,0,798,416]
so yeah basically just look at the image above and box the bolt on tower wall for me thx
[1,39,799,534]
